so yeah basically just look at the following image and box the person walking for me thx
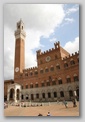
[72,99,77,107]
[63,100,68,108]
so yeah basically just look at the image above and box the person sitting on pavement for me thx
[47,112,51,116]
[38,113,43,116]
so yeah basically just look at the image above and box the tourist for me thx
[72,99,77,107]
[47,112,51,116]
[38,113,43,116]
[63,100,68,108]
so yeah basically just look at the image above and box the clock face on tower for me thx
[15,67,19,72]
[45,56,51,62]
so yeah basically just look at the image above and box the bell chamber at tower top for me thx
[14,19,26,40]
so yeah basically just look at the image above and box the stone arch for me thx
[9,88,15,101]
[25,93,29,100]
[67,86,73,99]
[67,86,73,91]
[52,88,57,92]
[35,90,39,93]
[41,89,46,93]
[16,89,20,100]
[47,88,51,92]
[21,94,24,100]
[59,87,64,92]
[7,83,21,103]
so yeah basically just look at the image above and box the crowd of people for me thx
[38,98,77,116]
[62,98,77,108]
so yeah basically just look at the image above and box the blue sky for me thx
[38,4,79,52]
[4,4,79,80]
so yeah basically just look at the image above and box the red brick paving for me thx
[4,102,79,116]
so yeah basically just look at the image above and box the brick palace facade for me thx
[4,19,79,102]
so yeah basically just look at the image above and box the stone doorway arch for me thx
[9,88,15,101]
[7,83,21,103]
[16,89,20,100]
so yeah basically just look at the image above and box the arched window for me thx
[36,93,39,99]
[74,74,79,82]
[25,72,28,76]
[69,90,73,97]
[35,70,38,75]
[26,85,28,89]
[58,77,62,84]
[48,92,51,98]
[42,93,45,98]
[45,67,49,72]
[52,80,56,85]
[10,88,14,99]
[64,61,68,68]
[47,80,50,86]
[41,81,45,87]
[60,91,64,97]
[16,89,20,100]
[26,94,29,100]
[21,94,23,99]
[30,71,33,76]
[66,75,71,83]
[56,64,60,69]
[53,92,57,97]
[30,83,33,88]
[40,68,43,74]
[70,58,75,65]
[50,65,54,71]
[35,83,38,88]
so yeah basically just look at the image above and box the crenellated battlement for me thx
[54,41,60,49]
[23,66,38,73]
[63,51,79,60]
[36,41,60,57]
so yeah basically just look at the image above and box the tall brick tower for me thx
[14,19,26,79]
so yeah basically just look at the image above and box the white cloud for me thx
[4,4,65,37]
[66,5,79,15]
[4,4,65,80]
[4,26,15,80]
[65,18,74,23]
[64,37,79,54]
[49,38,57,42]
[25,51,37,69]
